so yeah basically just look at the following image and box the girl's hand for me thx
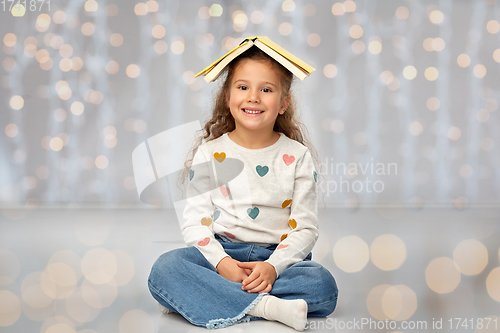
[216,256,252,282]
[237,261,277,293]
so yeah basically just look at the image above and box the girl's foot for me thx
[158,302,173,314]
[248,295,308,331]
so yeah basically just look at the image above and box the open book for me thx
[195,36,316,83]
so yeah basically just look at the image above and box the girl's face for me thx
[226,58,288,134]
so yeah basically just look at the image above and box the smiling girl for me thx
[148,38,338,331]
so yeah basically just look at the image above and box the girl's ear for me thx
[280,95,291,114]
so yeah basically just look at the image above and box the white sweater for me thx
[181,131,319,277]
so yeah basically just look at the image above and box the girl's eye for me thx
[262,88,271,93]
[238,86,248,90]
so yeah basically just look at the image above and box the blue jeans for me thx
[148,234,338,329]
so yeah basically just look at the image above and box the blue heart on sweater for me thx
[256,165,269,177]
[313,170,317,182]
[213,209,220,221]
[247,207,259,219]
[189,169,194,181]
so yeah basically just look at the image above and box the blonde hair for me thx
[178,46,326,211]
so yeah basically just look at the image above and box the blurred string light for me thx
[332,235,369,272]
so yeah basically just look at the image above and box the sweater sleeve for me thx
[181,145,230,269]
[265,149,319,277]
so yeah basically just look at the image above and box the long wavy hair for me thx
[178,46,326,212]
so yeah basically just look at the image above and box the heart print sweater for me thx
[181,131,319,277]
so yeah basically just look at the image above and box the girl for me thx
[148,39,338,331]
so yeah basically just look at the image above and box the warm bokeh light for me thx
[424,67,439,81]
[395,6,409,19]
[282,0,295,12]
[3,33,17,47]
[85,0,98,12]
[5,124,19,138]
[432,37,445,51]
[423,38,434,52]
[370,234,407,271]
[477,108,490,123]
[49,137,64,151]
[457,53,471,67]
[41,262,78,300]
[171,38,185,54]
[106,61,119,74]
[494,49,500,63]
[110,33,123,47]
[323,64,338,78]
[119,310,155,333]
[250,10,264,24]
[81,278,118,308]
[427,97,440,110]
[351,40,365,54]
[473,64,486,78]
[36,14,51,32]
[11,3,25,17]
[71,101,84,116]
[53,10,66,24]
[106,3,119,16]
[425,257,461,294]
[429,10,444,24]
[367,284,391,321]
[486,267,500,302]
[146,0,159,12]
[72,57,83,71]
[368,40,382,54]
[154,40,168,54]
[344,0,356,12]
[81,248,117,284]
[409,121,423,136]
[209,4,223,17]
[307,33,321,47]
[349,25,363,39]
[0,290,21,326]
[380,71,394,85]
[331,2,345,16]
[333,236,369,273]
[453,239,488,275]
[448,126,461,140]
[126,64,140,78]
[95,156,109,169]
[152,25,165,39]
[81,22,95,36]
[381,285,417,321]
[10,95,24,110]
[65,288,101,323]
[279,22,292,36]
[134,3,148,16]
[112,250,135,286]
[486,20,500,34]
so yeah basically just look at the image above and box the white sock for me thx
[247,295,308,331]
[158,302,173,314]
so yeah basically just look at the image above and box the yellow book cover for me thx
[195,36,315,81]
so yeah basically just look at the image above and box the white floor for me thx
[0,206,499,332]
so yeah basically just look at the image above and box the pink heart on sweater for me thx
[283,154,295,166]
[197,237,210,246]
[224,232,235,239]
[220,185,230,197]
[277,244,289,250]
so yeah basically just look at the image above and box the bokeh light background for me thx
[1,1,500,332]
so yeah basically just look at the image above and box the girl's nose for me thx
[247,89,260,103]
